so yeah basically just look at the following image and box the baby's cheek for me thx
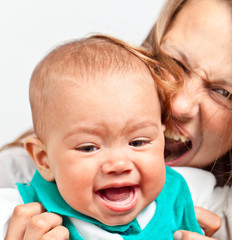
[56,172,91,211]
[142,163,165,201]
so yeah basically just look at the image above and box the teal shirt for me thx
[17,166,203,239]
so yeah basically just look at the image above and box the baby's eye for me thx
[129,138,151,148]
[75,144,99,152]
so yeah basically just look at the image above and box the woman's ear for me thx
[24,137,55,182]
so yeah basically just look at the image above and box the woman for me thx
[144,0,232,186]
[143,0,232,238]
[4,0,231,239]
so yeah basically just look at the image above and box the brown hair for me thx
[143,0,231,50]
[143,0,186,50]
[0,129,34,151]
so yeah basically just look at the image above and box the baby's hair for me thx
[29,35,181,140]
[0,34,182,151]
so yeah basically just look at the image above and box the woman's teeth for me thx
[164,129,188,143]
[164,129,192,163]
[164,130,192,163]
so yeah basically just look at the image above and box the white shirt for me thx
[174,167,232,240]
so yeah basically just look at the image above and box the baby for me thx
[4,35,203,239]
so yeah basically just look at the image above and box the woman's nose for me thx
[171,80,200,121]
[101,152,134,175]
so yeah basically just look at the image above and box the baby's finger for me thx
[23,212,63,240]
[174,230,217,240]
[5,202,45,240]
[41,225,69,240]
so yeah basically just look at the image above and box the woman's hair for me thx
[143,0,232,49]
[143,0,232,186]
[0,129,34,151]
[143,0,186,50]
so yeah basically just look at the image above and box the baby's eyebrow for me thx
[63,120,160,140]
[130,120,159,129]
[121,120,161,135]
[63,126,104,140]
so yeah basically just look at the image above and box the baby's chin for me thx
[95,210,139,226]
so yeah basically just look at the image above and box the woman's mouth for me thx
[96,185,139,212]
[164,129,192,164]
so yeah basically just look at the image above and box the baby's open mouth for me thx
[96,185,139,212]
[100,186,133,201]
[164,129,192,162]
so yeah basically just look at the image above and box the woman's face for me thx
[161,0,232,168]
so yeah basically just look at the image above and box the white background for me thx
[0,0,165,147]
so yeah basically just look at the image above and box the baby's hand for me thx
[174,206,221,240]
[5,202,69,240]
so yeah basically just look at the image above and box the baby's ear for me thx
[24,137,55,182]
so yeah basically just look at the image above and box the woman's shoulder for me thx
[172,166,217,207]
[0,188,23,239]
[0,147,36,188]
[173,167,232,240]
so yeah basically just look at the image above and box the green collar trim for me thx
[18,170,141,234]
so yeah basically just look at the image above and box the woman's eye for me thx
[216,88,231,99]
[208,85,232,109]
[129,139,150,147]
[75,144,99,152]
[213,88,232,100]
[172,58,188,73]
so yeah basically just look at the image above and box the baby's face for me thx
[44,68,166,226]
